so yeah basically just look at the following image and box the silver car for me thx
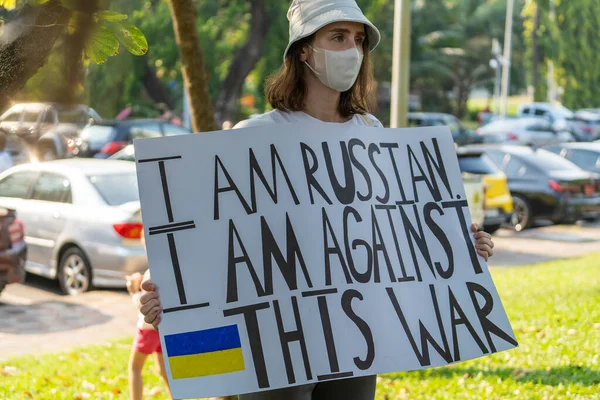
[477,117,574,146]
[0,159,146,295]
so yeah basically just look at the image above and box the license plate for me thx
[486,209,500,218]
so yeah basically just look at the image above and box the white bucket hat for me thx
[283,0,381,62]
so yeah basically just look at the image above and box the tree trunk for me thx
[142,61,175,110]
[532,3,542,101]
[213,0,270,124]
[0,0,70,111]
[166,0,216,132]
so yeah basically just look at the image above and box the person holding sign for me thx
[139,0,496,398]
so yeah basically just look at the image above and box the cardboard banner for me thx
[134,124,517,399]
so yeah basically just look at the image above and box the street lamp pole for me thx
[500,0,515,117]
[390,0,411,128]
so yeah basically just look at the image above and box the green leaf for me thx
[106,21,148,56]
[97,10,128,22]
[85,24,119,64]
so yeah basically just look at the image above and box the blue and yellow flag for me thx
[165,325,245,379]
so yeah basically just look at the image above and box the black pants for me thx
[239,376,377,400]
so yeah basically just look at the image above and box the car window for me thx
[56,108,90,126]
[534,109,546,117]
[31,173,72,203]
[569,150,600,169]
[41,110,55,124]
[163,124,191,136]
[458,154,500,175]
[530,149,581,172]
[88,172,139,206]
[1,111,21,122]
[522,108,530,115]
[0,171,38,199]
[504,156,527,177]
[544,146,562,155]
[485,150,506,167]
[80,125,117,142]
[22,110,40,123]
[129,123,162,140]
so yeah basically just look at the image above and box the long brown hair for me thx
[266,29,377,118]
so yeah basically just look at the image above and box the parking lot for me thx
[1,220,598,361]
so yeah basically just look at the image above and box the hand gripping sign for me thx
[134,124,517,399]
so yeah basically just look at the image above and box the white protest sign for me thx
[134,124,517,399]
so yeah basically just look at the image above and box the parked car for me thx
[0,103,102,160]
[109,144,136,162]
[0,160,147,295]
[74,120,191,159]
[468,145,600,230]
[408,113,483,146]
[572,110,600,141]
[517,102,595,142]
[457,149,513,233]
[0,207,27,296]
[475,117,573,146]
[544,143,600,174]
[462,173,485,228]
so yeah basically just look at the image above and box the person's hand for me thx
[140,278,162,329]
[472,223,494,261]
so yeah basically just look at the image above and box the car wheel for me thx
[484,224,502,234]
[58,247,92,295]
[509,195,533,232]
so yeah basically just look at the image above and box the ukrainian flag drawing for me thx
[165,325,245,379]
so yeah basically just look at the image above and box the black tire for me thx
[509,195,533,232]
[58,247,92,295]
[484,224,502,234]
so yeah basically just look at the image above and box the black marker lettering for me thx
[300,143,332,205]
[370,206,396,283]
[387,286,453,366]
[380,143,408,202]
[214,155,254,220]
[322,141,356,204]
[342,289,375,370]
[348,139,372,202]
[448,286,488,361]
[376,205,414,282]
[223,302,271,388]
[421,139,453,199]
[407,144,440,202]
[343,206,373,283]
[322,208,353,286]
[226,220,266,303]
[442,200,483,274]
[424,202,454,279]
[467,282,519,351]
[368,143,389,204]
[398,204,436,281]
[261,214,313,296]
[273,297,313,384]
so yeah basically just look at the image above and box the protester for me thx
[0,131,14,173]
[127,232,171,400]
[139,1,495,399]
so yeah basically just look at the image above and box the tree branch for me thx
[213,0,270,124]
[0,0,71,111]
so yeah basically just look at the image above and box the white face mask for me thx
[305,45,364,92]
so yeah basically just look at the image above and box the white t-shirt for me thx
[0,151,13,173]
[234,109,383,129]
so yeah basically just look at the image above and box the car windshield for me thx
[80,125,117,142]
[88,172,139,206]
[552,105,574,119]
[529,149,581,171]
[458,154,500,174]
[56,108,91,126]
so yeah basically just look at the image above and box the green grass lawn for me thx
[2,255,599,400]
